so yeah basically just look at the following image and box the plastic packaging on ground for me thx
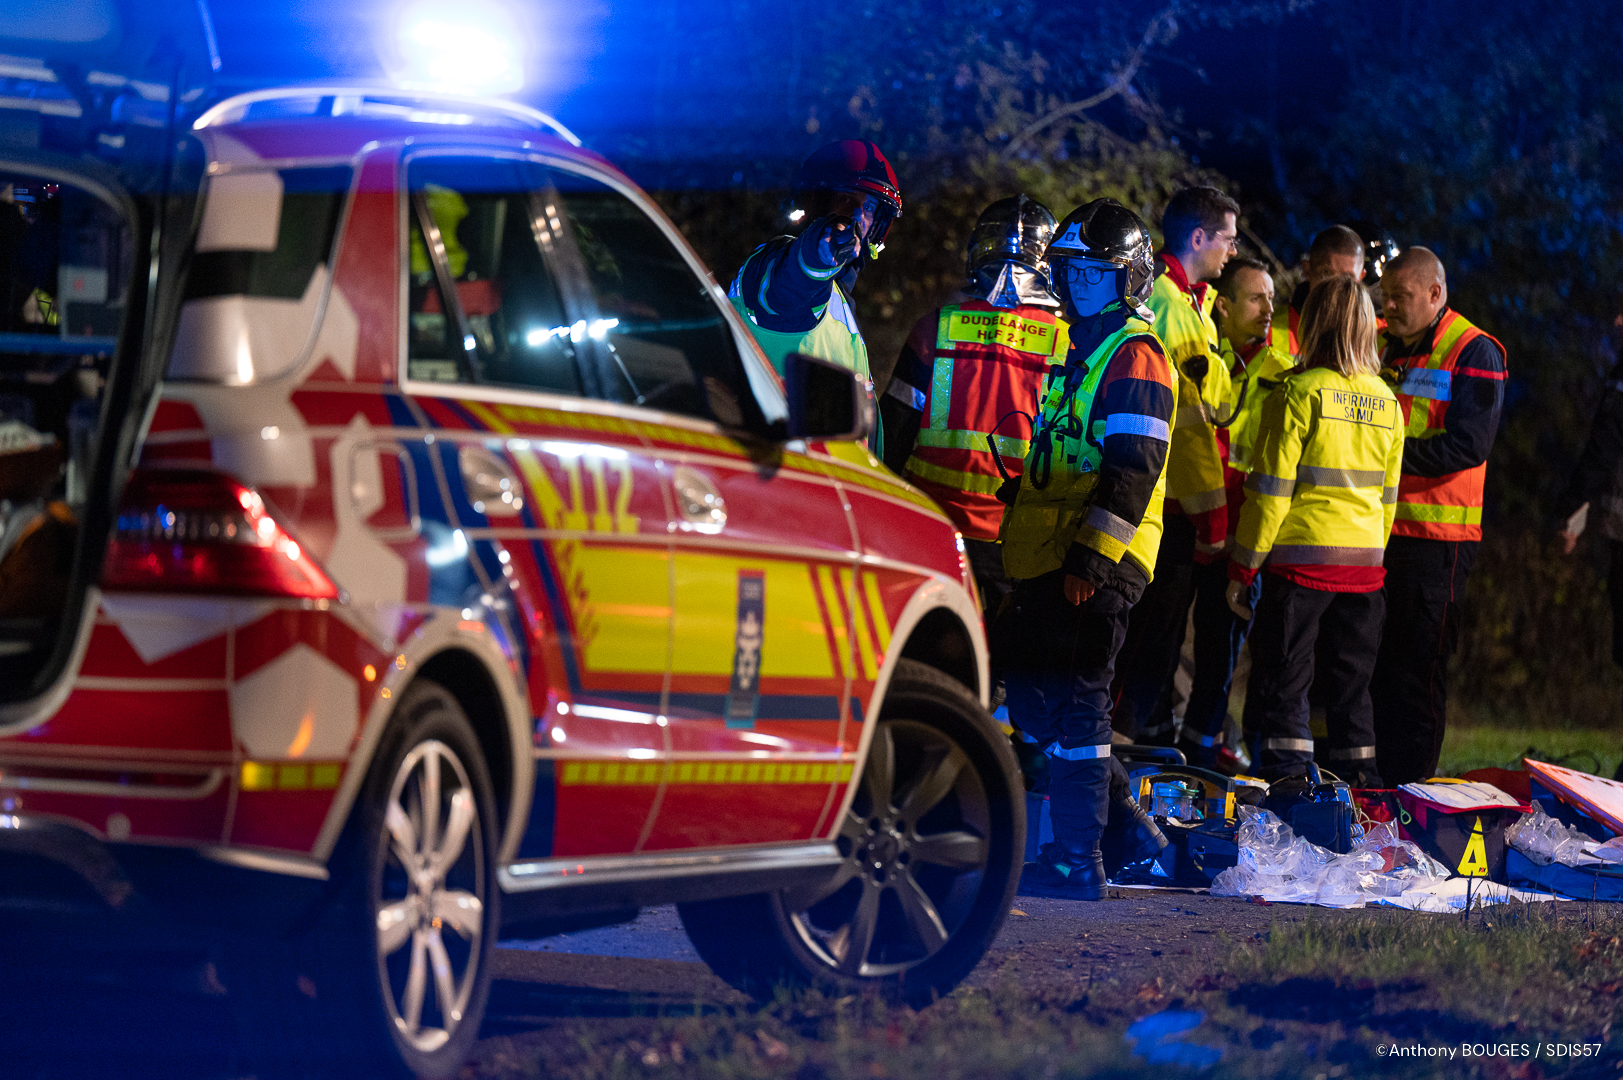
[1373,877,1565,912]
[1507,805,1623,867]
[1212,806,1453,908]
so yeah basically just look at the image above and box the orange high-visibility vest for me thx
[1384,309,1506,542]
[902,301,1067,539]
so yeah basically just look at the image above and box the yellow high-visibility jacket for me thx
[1230,365,1403,590]
[1221,338,1297,475]
[1147,263,1231,557]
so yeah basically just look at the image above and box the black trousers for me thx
[1244,574,1385,782]
[1005,567,1142,849]
[1112,515,1195,743]
[1110,516,1255,763]
[1181,559,1259,766]
[1370,536,1478,786]
[964,537,1014,621]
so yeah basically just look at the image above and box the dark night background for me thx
[206,0,1623,726]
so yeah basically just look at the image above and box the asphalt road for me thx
[484,887,1335,1013]
[9,889,1360,1078]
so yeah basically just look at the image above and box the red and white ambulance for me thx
[0,17,1022,1077]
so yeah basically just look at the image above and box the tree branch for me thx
[1000,5,1179,159]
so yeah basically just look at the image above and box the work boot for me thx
[1100,785,1168,877]
[1343,767,1386,790]
[1018,841,1107,901]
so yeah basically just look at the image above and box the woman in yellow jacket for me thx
[1225,274,1403,787]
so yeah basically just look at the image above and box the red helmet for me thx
[791,139,903,249]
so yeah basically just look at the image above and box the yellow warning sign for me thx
[1457,816,1490,877]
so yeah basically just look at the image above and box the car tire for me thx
[679,658,1024,1007]
[225,678,499,1080]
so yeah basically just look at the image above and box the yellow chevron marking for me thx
[461,400,514,434]
[861,571,893,651]
[841,567,878,680]
[815,564,850,679]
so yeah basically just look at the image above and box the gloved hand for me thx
[815,215,862,269]
[1225,580,1253,621]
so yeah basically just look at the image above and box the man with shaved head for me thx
[1368,246,1507,784]
[1271,225,1366,353]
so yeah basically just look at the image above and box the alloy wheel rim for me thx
[786,719,991,978]
[375,739,485,1053]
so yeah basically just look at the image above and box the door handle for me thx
[672,465,725,531]
[458,444,525,515]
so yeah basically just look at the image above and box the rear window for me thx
[167,164,353,383]
[185,166,350,301]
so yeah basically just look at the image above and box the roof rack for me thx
[192,83,582,146]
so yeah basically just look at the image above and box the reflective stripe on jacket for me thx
[1000,319,1173,581]
[900,301,1066,539]
[1383,310,1505,542]
[1147,262,1231,556]
[1231,366,1404,592]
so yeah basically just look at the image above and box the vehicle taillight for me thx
[101,468,338,599]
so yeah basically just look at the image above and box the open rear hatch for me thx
[0,1,215,706]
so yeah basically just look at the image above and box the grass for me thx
[473,907,1623,1079]
[474,984,1139,1079]
[1437,725,1618,779]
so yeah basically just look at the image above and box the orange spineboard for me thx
[1524,759,1623,835]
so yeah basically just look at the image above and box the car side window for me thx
[540,167,765,431]
[405,156,583,396]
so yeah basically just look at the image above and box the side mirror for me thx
[782,352,874,442]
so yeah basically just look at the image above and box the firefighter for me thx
[881,194,1063,620]
[1111,186,1237,748]
[1227,275,1404,787]
[729,139,902,454]
[1368,247,1506,785]
[1001,200,1176,899]
[1270,225,1365,354]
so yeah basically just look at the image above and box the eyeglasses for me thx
[1213,231,1240,253]
[1059,261,1114,286]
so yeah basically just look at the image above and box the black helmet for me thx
[1347,219,1399,286]
[1048,199,1156,311]
[966,194,1057,278]
[790,140,903,251]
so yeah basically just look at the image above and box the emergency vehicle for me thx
[0,9,1022,1078]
